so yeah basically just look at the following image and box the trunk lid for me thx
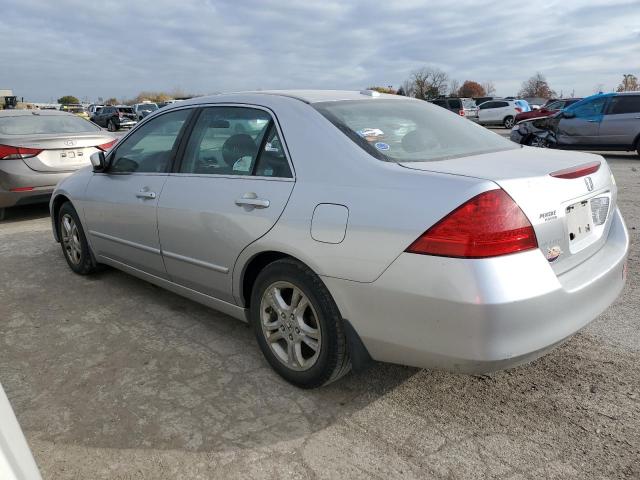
[4,133,115,172]
[400,146,617,274]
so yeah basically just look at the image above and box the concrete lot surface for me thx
[0,153,639,479]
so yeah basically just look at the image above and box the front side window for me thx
[608,96,640,115]
[314,99,517,163]
[180,106,290,177]
[109,108,191,173]
[568,96,607,118]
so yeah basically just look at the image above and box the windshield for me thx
[138,104,158,111]
[314,99,517,162]
[462,98,476,108]
[0,114,101,135]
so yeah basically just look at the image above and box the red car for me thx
[515,98,583,123]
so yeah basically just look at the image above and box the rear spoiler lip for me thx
[550,161,601,179]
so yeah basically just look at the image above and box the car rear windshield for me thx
[118,107,134,113]
[313,99,517,162]
[0,114,100,135]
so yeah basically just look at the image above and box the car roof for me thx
[176,90,407,107]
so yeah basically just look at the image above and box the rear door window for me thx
[448,99,462,109]
[607,96,640,115]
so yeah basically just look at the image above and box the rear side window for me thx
[0,114,100,135]
[314,99,516,163]
[448,99,462,109]
[496,101,509,108]
[608,96,640,115]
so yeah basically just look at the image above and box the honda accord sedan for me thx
[0,110,116,220]
[49,90,629,388]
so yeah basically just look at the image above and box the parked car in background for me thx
[59,104,89,120]
[511,92,640,154]
[88,104,104,117]
[473,96,496,106]
[515,98,583,123]
[50,90,628,389]
[0,383,42,479]
[158,99,181,109]
[133,102,159,121]
[514,99,531,113]
[92,105,137,131]
[430,97,478,121]
[477,99,523,128]
[0,110,116,220]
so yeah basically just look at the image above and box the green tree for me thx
[57,95,80,104]
[104,97,118,105]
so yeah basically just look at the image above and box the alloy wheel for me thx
[61,213,82,265]
[259,281,321,371]
[529,136,549,148]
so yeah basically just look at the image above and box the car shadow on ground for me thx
[0,242,417,453]
[1,204,50,224]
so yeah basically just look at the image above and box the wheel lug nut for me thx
[289,334,293,340]
[295,328,300,334]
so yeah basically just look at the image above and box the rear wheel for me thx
[250,258,351,388]
[107,120,116,132]
[58,202,99,275]
[0,208,5,221]
[503,116,515,128]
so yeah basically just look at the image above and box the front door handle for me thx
[136,190,156,199]
[235,192,269,209]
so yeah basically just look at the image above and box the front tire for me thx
[504,116,515,128]
[250,258,351,388]
[58,202,99,275]
[527,135,550,148]
[107,120,117,132]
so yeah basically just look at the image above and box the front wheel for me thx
[58,202,99,275]
[503,116,515,128]
[107,120,117,132]
[527,135,550,148]
[250,258,351,388]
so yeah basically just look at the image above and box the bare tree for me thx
[400,79,415,98]
[593,83,605,94]
[518,72,556,99]
[406,67,449,100]
[448,79,460,97]
[616,74,639,92]
[482,81,496,96]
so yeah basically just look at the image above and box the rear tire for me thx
[0,208,5,221]
[527,135,550,148]
[250,258,351,388]
[58,202,99,275]
[504,116,515,128]
[107,120,116,132]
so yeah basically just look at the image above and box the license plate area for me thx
[566,200,593,249]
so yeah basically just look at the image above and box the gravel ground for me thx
[0,152,638,479]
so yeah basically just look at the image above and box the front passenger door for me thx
[84,108,193,277]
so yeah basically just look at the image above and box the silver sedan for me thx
[0,110,116,220]
[49,90,629,388]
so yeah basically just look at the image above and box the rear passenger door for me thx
[157,105,295,303]
[598,95,640,147]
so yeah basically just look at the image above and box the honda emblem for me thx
[584,177,594,192]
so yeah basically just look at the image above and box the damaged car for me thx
[510,92,640,156]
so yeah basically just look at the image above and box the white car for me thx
[0,384,41,479]
[477,99,522,128]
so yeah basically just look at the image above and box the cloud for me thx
[1,0,639,102]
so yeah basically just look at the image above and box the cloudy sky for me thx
[2,0,639,102]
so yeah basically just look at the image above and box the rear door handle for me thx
[235,192,269,209]
[136,191,156,199]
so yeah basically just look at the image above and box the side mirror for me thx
[562,111,576,119]
[90,151,106,172]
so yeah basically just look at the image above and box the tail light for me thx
[550,161,600,179]
[0,144,43,160]
[405,189,538,258]
[97,140,117,151]
[459,109,465,116]
[515,107,523,113]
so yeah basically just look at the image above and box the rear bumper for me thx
[0,159,71,208]
[117,120,137,128]
[323,208,629,373]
